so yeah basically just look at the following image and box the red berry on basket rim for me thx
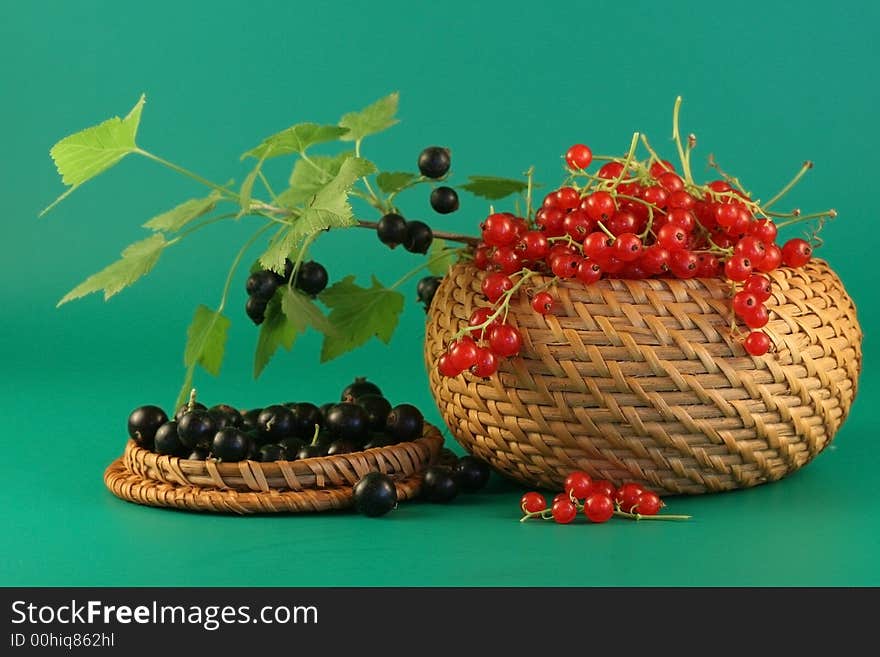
[781,238,812,267]
[576,259,603,284]
[473,245,491,270]
[521,492,546,514]
[481,272,513,302]
[565,144,593,170]
[742,303,770,329]
[758,244,782,271]
[470,347,499,378]
[743,275,772,302]
[552,499,578,524]
[488,324,523,357]
[634,491,662,516]
[468,307,497,340]
[724,255,753,282]
[531,291,554,315]
[613,233,644,262]
[448,336,479,371]
[732,291,760,317]
[564,471,593,499]
[669,250,699,279]
[550,254,581,279]
[744,330,771,356]
[437,353,462,377]
[584,493,615,523]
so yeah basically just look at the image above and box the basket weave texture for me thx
[425,259,862,495]
[104,425,443,514]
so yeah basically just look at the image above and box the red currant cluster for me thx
[436,119,836,377]
[519,471,690,524]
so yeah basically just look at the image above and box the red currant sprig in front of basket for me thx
[437,98,836,378]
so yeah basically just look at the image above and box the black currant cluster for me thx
[125,378,425,463]
[416,275,442,312]
[245,259,329,325]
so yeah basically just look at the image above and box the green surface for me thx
[1,0,878,586]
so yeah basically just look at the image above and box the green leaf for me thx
[460,175,530,200]
[238,163,261,216]
[276,150,353,208]
[42,94,146,216]
[243,123,349,160]
[338,93,399,142]
[253,294,297,378]
[319,275,404,362]
[427,238,459,276]
[57,233,167,306]
[184,305,230,376]
[142,192,220,232]
[258,157,376,273]
[376,171,417,195]
[281,286,333,335]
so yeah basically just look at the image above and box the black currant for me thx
[278,436,305,459]
[177,410,218,449]
[296,444,326,460]
[355,394,392,431]
[352,472,398,517]
[245,270,279,300]
[418,146,451,179]
[187,447,210,461]
[385,404,424,443]
[319,402,335,419]
[256,443,286,462]
[430,186,459,214]
[175,402,207,422]
[363,433,394,450]
[453,456,491,492]
[246,296,268,325]
[240,408,262,432]
[256,405,295,444]
[281,258,295,282]
[376,213,408,248]
[416,276,442,307]
[294,261,329,296]
[208,405,241,430]
[341,377,383,401]
[326,439,356,456]
[421,466,459,503]
[127,405,168,449]
[154,421,185,456]
[288,402,323,439]
[404,220,433,254]
[211,428,252,462]
[324,403,370,444]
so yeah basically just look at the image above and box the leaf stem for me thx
[136,149,237,200]
[257,170,278,202]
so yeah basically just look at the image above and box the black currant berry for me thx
[324,402,370,444]
[418,146,451,179]
[294,261,329,296]
[385,404,424,443]
[376,213,408,248]
[208,405,242,430]
[352,472,398,517]
[257,405,295,444]
[246,296,268,325]
[421,466,459,503]
[341,377,383,401]
[278,437,305,459]
[355,394,392,431]
[430,186,459,214]
[453,456,491,492]
[187,447,210,461]
[154,421,185,456]
[281,258,295,282]
[416,276,442,307]
[319,402,335,419]
[127,405,169,449]
[245,270,279,300]
[288,402,324,438]
[240,408,262,432]
[211,428,252,462]
[326,439,356,456]
[296,444,326,460]
[363,432,394,450]
[257,443,286,462]
[404,220,433,254]
[175,402,207,422]
[177,410,218,449]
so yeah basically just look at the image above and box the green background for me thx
[2,0,877,586]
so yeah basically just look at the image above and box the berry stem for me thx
[707,154,750,196]
[613,510,691,521]
[525,166,536,221]
[671,96,694,184]
[456,269,537,340]
[257,170,278,202]
[763,161,813,210]
[519,509,553,522]
[355,219,479,246]
[612,132,641,188]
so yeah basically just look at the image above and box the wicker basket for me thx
[104,424,444,514]
[425,259,862,495]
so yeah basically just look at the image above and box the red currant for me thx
[448,336,479,371]
[667,208,697,232]
[576,259,603,284]
[583,493,615,523]
[658,171,684,193]
[743,275,772,302]
[607,209,642,236]
[749,218,778,244]
[481,213,518,247]
[562,209,594,241]
[470,346,499,377]
[563,471,593,499]
[732,290,760,318]
[668,190,696,210]
[520,492,546,514]
[550,254,581,279]
[695,253,721,277]
[614,483,645,512]
[481,272,513,302]
[649,159,676,177]
[640,245,669,275]
[555,186,580,210]
[473,245,491,270]
[437,353,462,377]
[744,330,771,356]
[781,238,812,267]
[597,161,624,180]
[742,303,769,329]
[669,249,699,279]
[535,207,566,236]
[551,499,578,524]
[613,233,643,262]
[583,231,612,258]
[656,223,688,251]
[641,185,668,208]
[565,144,593,170]
[724,255,753,282]
[531,292,554,315]
[589,479,616,498]
[488,324,523,358]
[757,244,782,271]
[634,491,662,516]
[517,231,549,261]
[490,245,522,275]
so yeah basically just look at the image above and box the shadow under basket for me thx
[104,424,444,514]
[425,259,862,495]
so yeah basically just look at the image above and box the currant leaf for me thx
[376,171,417,195]
[318,275,404,362]
[142,192,221,232]
[460,175,530,200]
[57,233,167,306]
[238,159,263,216]
[42,94,146,216]
[276,150,354,208]
[184,304,230,377]
[338,93,399,142]
[280,286,333,335]
[243,123,349,160]
[253,288,329,378]
[427,238,459,276]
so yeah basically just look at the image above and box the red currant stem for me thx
[547,234,585,254]
[570,169,641,186]
[613,510,691,521]
[684,133,696,183]
[525,276,559,297]
[355,219,479,246]
[638,133,664,167]
[519,509,553,522]
[774,209,836,229]
[763,160,813,210]
[595,220,616,240]
[706,234,734,257]
[389,247,463,291]
[706,154,750,196]
[671,96,694,185]
[456,269,537,340]
[613,192,658,239]
[525,165,536,220]
[611,132,641,188]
